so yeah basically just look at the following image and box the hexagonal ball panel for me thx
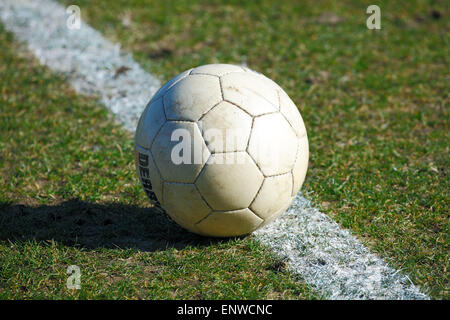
[163,74,222,121]
[260,196,294,228]
[190,64,244,77]
[250,172,293,220]
[248,113,298,176]
[135,145,164,206]
[292,135,309,196]
[152,68,192,101]
[152,121,210,183]
[279,89,307,138]
[196,152,264,211]
[199,101,252,153]
[135,97,166,149]
[195,208,263,237]
[163,182,211,233]
[221,72,278,116]
[256,72,283,92]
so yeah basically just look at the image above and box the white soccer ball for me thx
[135,64,308,237]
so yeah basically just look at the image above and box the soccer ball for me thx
[135,64,308,237]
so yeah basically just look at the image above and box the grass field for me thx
[1,0,449,299]
[0,25,320,299]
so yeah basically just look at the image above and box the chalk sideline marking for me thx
[0,0,428,299]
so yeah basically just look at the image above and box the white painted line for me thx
[0,0,160,132]
[0,0,428,299]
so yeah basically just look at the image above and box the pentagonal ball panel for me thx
[195,208,263,237]
[135,97,166,149]
[250,172,293,220]
[152,121,210,183]
[135,145,164,206]
[163,182,211,233]
[221,72,278,116]
[292,135,309,196]
[163,74,222,121]
[191,64,244,77]
[196,152,264,211]
[199,101,252,153]
[248,113,298,176]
